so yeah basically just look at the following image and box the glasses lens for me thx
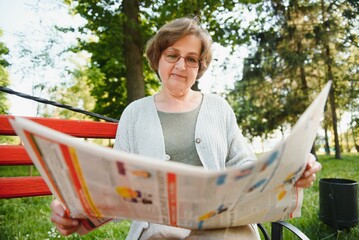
[163,51,200,68]
[164,52,180,63]
[185,56,199,68]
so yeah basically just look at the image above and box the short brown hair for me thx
[146,17,213,79]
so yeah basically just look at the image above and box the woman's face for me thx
[158,35,202,97]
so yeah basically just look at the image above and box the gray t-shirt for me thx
[157,103,202,166]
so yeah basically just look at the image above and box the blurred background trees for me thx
[226,0,358,158]
[1,0,357,158]
[0,29,10,115]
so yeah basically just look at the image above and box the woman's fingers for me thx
[50,199,80,236]
[295,154,322,188]
[295,172,317,188]
[56,224,80,236]
[50,199,66,217]
[303,160,322,179]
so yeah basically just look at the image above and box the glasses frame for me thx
[162,50,201,68]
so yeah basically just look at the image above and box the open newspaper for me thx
[10,81,331,234]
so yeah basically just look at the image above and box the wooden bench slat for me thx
[0,176,51,198]
[0,114,118,199]
[0,115,118,138]
[0,146,33,165]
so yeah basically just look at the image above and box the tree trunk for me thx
[123,0,145,104]
[310,142,317,159]
[328,81,341,159]
[345,130,350,153]
[324,124,330,155]
[321,0,341,159]
[352,127,359,153]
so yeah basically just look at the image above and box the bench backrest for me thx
[0,115,118,198]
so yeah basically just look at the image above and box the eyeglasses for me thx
[163,50,201,68]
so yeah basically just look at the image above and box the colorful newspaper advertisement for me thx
[9,81,331,232]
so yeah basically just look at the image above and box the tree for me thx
[312,0,358,158]
[63,0,129,119]
[123,0,145,102]
[62,0,261,119]
[44,52,98,120]
[0,29,10,114]
[0,29,15,144]
[227,1,321,138]
[226,0,358,158]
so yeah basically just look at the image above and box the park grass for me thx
[0,153,358,240]
[0,195,130,239]
[277,153,359,240]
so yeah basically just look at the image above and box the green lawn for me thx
[0,195,130,240]
[1,154,358,239]
[280,153,359,240]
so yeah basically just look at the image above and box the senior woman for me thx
[50,17,321,240]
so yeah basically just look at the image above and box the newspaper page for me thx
[9,81,331,232]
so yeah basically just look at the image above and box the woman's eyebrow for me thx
[167,47,199,56]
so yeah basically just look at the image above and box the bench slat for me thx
[0,146,33,165]
[0,176,51,198]
[0,115,118,138]
[0,114,118,199]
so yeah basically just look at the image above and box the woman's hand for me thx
[295,153,322,188]
[50,199,80,236]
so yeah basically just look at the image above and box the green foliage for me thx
[46,0,359,143]
[0,29,10,115]
[46,64,102,120]
[61,1,130,118]
[0,32,10,68]
[0,67,10,114]
[226,0,358,143]
[61,0,264,119]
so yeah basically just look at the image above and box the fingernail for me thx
[72,220,79,226]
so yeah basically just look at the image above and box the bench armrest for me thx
[271,221,309,240]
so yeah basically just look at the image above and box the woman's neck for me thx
[155,90,202,113]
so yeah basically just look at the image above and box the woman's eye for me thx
[167,53,179,59]
[187,57,198,63]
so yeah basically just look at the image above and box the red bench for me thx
[0,114,309,240]
[0,114,118,198]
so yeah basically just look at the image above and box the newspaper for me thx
[10,81,331,234]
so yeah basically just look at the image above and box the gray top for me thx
[157,103,202,166]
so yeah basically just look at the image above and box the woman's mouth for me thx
[170,73,186,79]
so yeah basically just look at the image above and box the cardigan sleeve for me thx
[113,106,131,152]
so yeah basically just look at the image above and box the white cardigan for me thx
[114,94,256,239]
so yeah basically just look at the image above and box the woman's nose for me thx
[175,57,187,69]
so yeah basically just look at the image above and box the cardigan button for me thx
[195,138,201,144]
[142,221,149,229]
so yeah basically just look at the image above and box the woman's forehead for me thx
[166,35,202,55]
